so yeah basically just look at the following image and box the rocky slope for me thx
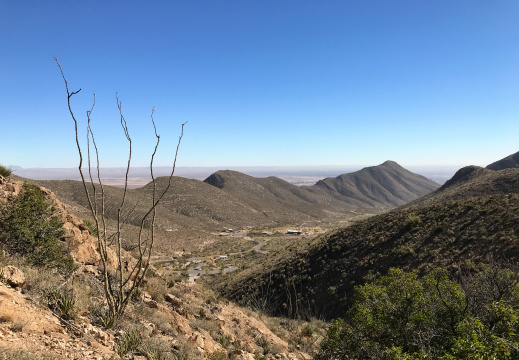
[0,175,316,359]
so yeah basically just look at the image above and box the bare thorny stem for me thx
[87,110,109,253]
[54,57,186,320]
[54,57,114,313]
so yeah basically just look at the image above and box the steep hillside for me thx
[407,166,519,208]
[29,176,319,256]
[486,150,519,170]
[205,161,440,212]
[204,170,338,217]
[221,166,519,320]
[0,176,319,359]
[306,160,439,208]
[33,176,323,229]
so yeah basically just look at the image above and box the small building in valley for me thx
[286,230,302,235]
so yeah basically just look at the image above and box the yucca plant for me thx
[98,311,117,329]
[45,289,76,319]
[117,330,142,358]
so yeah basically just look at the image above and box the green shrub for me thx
[0,183,74,272]
[0,164,11,177]
[405,215,422,229]
[316,267,519,359]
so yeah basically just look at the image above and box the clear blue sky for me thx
[1,1,518,169]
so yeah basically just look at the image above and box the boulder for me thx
[164,294,183,308]
[1,265,26,288]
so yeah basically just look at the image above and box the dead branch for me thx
[55,57,186,321]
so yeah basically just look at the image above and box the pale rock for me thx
[147,300,158,308]
[39,186,124,270]
[191,333,205,349]
[231,352,256,360]
[164,293,183,308]
[82,265,99,276]
[1,265,25,288]
[299,352,313,360]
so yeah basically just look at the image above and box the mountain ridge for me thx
[486,150,519,170]
[204,161,439,212]
[25,161,438,257]
[305,160,439,208]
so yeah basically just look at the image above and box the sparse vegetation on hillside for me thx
[0,183,74,272]
[222,168,519,320]
[306,160,439,208]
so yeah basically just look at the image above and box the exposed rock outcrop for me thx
[0,175,22,199]
[1,265,25,288]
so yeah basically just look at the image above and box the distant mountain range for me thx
[8,164,457,186]
[24,161,438,254]
[223,151,519,319]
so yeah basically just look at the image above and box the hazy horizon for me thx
[8,163,461,187]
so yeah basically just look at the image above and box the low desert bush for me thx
[22,266,63,296]
[208,351,229,360]
[171,335,204,360]
[0,349,54,360]
[217,333,233,349]
[140,337,175,360]
[190,318,219,336]
[10,319,27,332]
[117,330,142,358]
[0,164,11,177]
[145,277,167,301]
[0,310,15,323]
[255,336,270,355]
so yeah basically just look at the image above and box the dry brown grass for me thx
[0,309,16,323]
[144,277,168,302]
